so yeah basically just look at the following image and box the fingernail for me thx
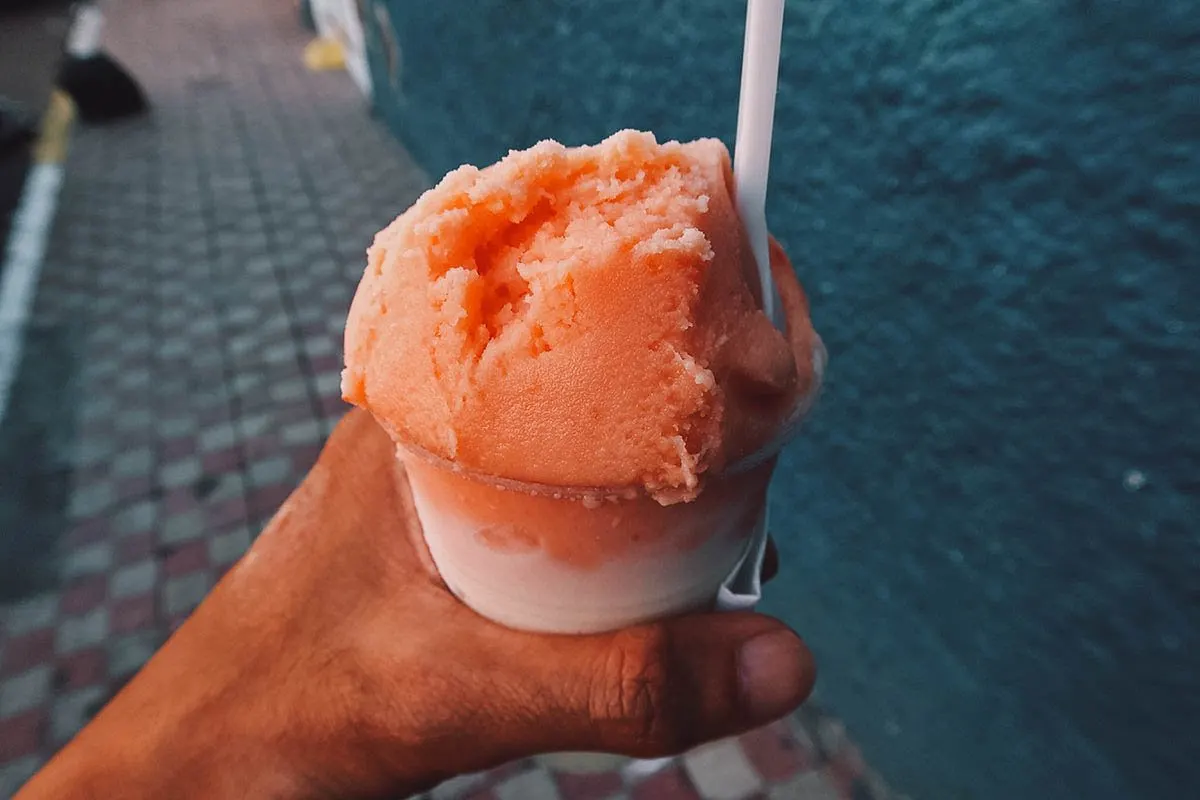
[738,630,808,723]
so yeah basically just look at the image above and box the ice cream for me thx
[342,130,822,633]
[343,130,819,504]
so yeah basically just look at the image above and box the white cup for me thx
[401,450,776,635]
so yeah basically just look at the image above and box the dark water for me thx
[362,2,1200,797]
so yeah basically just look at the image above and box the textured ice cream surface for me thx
[343,129,817,501]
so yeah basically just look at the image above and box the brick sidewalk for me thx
[0,1,893,798]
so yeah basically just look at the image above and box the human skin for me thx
[16,409,814,800]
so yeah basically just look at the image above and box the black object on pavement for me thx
[57,53,148,123]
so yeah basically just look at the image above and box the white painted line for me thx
[0,163,65,422]
[0,1,95,424]
[66,3,105,58]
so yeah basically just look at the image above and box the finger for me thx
[469,611,815,759]
[762,537,779,584]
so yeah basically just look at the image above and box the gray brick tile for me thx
[62,542,115,581]
[0,757,42,799]
[112,446,155,478]
[116,368,152,392]
[314,370,341,395]
[115,408,154,431]
[161,572,212,617]
[239,412,273,438]
[282,418,323,446]
[199,422,238,452]
[68,482,116,521]
[160,457,203,489]
[0,666,53,718]
[49,685,107,746]
[161,509,206,546]
[157,415,198,438]
[107,631,164,680]
[2,593,59,636]
[208,527,251,568]
[263,340,297,364]
[112,500,157,537]
[110,560,158,599]
[232,372,265,395]
[269,376,309,403]
[683,737,764,800]
[55,609,110,655]
[495,769,561,800]
[303,335,336,357]
[71,436,117,468]
[207,472,245,503]
[249,455,291,487]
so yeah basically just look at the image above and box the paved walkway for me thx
[0,1,894,797]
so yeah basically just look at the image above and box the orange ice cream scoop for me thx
[343,130,818,502]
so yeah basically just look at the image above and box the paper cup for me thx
[400,450,775,635]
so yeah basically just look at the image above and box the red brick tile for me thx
[462,790,499,800]
[57,648,107,690]
[247,483,294,521]
[115,474,155,504]
[121,432,157,454]
[242,434,280,462]
[487,760,527,783]
[202,446,242,474]
[237,391,274,415]
[554,769,624,800]
[111,594,157,635]
[290,444,324,473]
[64,517,111,549]
[162,541,210,577]
[278,403,318,425]
[72,463,110,491]
[60,577,107,615]
[198,407,233,427]
[631,765,700,800]
[161,436,198,460]
[319,393,348,417]
[117,532,156,564]
[309,354,340,374]
[207,495,249,528]
[0,630,56,676]
[162,487,199,515]
[740,721,809,782]
[0,709,44,761]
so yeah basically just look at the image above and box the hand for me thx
[18,409,815,800]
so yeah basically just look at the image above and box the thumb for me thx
[488,612,816,758]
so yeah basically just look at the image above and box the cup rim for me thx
[395,336,826,503]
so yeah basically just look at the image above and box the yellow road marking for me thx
[304,37,347,72]
[33,89,76,165]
